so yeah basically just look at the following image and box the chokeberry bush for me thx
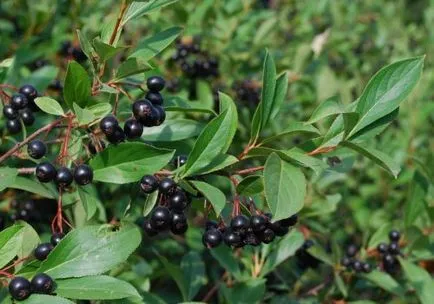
[0,1,433,303]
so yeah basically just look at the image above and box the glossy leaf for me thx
[260,50,277,129]
[115,57,152,80]
[260,122,320,145]
[20,295,75,304]
[307,96,343,124]
[34,97,64,116]
[9,176,57,199]
[236,175,264,196]
[141,119,205,142]
[122,0,180,25]
[64,61,91,110]
[181,252,207,300]
[23,66,59,93]
[93,38,124,61]
[0,225,24,268]
[0,167,18,191]
[191,181,226,217]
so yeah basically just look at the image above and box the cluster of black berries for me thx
[36,161,93,188]
[34,232,65,261]
[58,41,86,63]
[9,273,55,301]
[141,176,190,236]
[202,213,298,248]
[341,244,372,273]
[99,76,166,143]
[232,80,261,107]
[377,230,402,275]
[171,37,219,79]
[3,85,38,134]
[295,240,321,269]
[9,200,39,223]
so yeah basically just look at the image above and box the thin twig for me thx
[234,166,264,175]
[17,167,35,175]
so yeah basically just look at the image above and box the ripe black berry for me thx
[143,220,158,236]
[223,230,243,248]
[20,108,35,126]
[346,244,358,257]
[352,260,363,272]
[27,140,47,159]
[18,209,30,221]
[146,91,163,106]
[74,164,93,185]
[341,256,352,267]
[22,200,35,211]
[88,140,105,155]
[259,228,275,244]
[389,230,400,242]
[19,84,38,100]
[50,233,65,246]
[173,155,187,167]
[55,167,73,188]
[171,212,188,234]
[140,175,159,193]
[147,76,166,92]
[3,105,18,119]
[100,115,118,135]
[202,229,222,248]
[388,242,400,255]
[31,273,55,294]
[11,94,28,110]
[230,215,249,234]
[377,242,388,254]
[72,47,87,62]
[34,243,53,261]
[243,232,261,246]
[278,214,298,227]
[169,191,189,211]
[152,105,166,126]
[150,206,172,230]
[269,221,289,237]
[362,262,372,273]
[250,215,267,233]
[158,178,176,194]
[205,220,219,231]
[383,253,396,266]
[36,162,56,183]
[9,277,31,300]
[6,119,21,134]
[106,126,126,144]
[132,100,153,121]
[124,118,143,139]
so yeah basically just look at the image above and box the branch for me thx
[109,0,128,45]
[234,166,264,175]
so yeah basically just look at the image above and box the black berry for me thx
[171,212,188,234]
[388,242,400,255]
[19,84,38,100]
[173,155,187,167]
[140,175,159,193]
[250,215,267,233]
[100,115,118,136]
[352,260,363,272]
[230,215,250,234]
[243,232,261,246]
[205,220,219,231]
[34,243,53,261]
[202,229,222,248]
[3,105,18,119]
[124,118,143,139]
[147,76,166,92]
[132,100,153,122]
[36,162,57,183]
[259,228,275,244]
[389,230,400,242]
[223,230,243,247]
[27,140,47,159]
[55,167,73,188]
[341,256,352,268]
[11,94,28,110]
[20,108,35,126]
[6,119,21,134]
[150,206,172,230]
[346,244,358,257]
[74,164,93,185]
[362,262,372,273]
[278,214,298,227]
[143,220,158,237]
[106,126,126,144]
[146,91,163,106]
[169,190,189,211]
[269,221,289,237]
[31,273,55,294]
[158,178,176,194]
[9,277,31,301]
[377,242,388,254]
[151,105,166,126]
[50,233,65,246]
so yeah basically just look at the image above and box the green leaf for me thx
[115,57,152,80]
[73,103,95,126]
[9,176,57,199]
[0,167,18,191]
[210,246,243,281]
[56,275,141,300]
[260,51,277,129]
[129,27,182,62]
[307,96,343,124]
[221,279,266,304]
[93,38,124,62]
[23,66,59,93]
[165,96,216,115]
[218,93,238,152]
[77,186,99,220]
[20,295,75,304]
[90,142,174,184]
[0,225,24,269]
[143,191,159,217]
[348,56,424,138]
[181,252,207,300]
[341,141,400,178]
[187,154,238,176]
[37,223,141,279]
[236,176,264,196]
[367,223,392,249]
[348,109,399,143]
[405,171,428,228]
[34,97,64,116]
[122,0,180,25]
[156,252,188,301]
[191,181,226,217]
[260,122,320,145]
[64,61,91,110]
[362,270,404,297]
[399,258,434,304]
[87,103,112,119]
[141,119,205,142]
[76,30,95,61]
[335,273,348,298]
[263,153,306,221]
[269,72,289,120]
[307,244,334,265]
[16,221,40,261]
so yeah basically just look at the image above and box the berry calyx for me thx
[202,229,222,248]
[34,243,53,261]
[55,167,73,188]
[3,105,18,119]
[11,94,28,110]
[123,118,144,139]
[147,76,166,92]
[35,162,56,183]
[50,233,65,246]
[31,273,55,294]
[9,277,31,301]
[150,206,172,230]
[6,119,22,134]
[100,115,119,136]
[171,212,188,234]
[27,140,47,159]
[158,178,176,194]
[146,91,163,106]
[73,164,93,185]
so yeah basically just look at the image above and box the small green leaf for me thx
[87,103,112,119]
[221,279,266,304]
[143,191,159,217]
[122,0,180,25]
[34,97,64,116]
[362,270,404,297]
[261,122,320,145]
[78,186,99,220]
[93,38,124,61]
[260,50,277,129]
[269,72,289,120]
[399,258,434,304]
[210,246,243,281]
[0,167,18,191]
[307,96,343,124]
[186,154,238,176]
[64,61,91,110]
[20,295,75,304]
[141,119,205,142]
[0,225,24,269]
[367,223,392,249]
[9,176,57,199]
[236,175,264,196]
[181,252,207,300]
[73,103,95,126]
[156,252,188,301]
[115,57,152,80]
[191,181,226,217]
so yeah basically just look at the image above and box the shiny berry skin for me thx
[55,167,73,188]
[230,215,250,234]
[11,94,28,110]
[35,162,57,183]
[27,140,47,159]
[106,126,126,144]
[150,206,172,230]
[34,243,53,261]
[123,118,143,139]
[140,175,159,193]
[158,178,176,194]
[8,277,31,300]
[146,91,163,106]
[147,76,166,92]
[362,262,372,273]
[388,242,400,255]
[20,108,35,126]
[352,260,363,272]
[205,220,219,231]
[169,191,189,211]
[259,228,275,244]
[152,105,166,126]
[143,220,158,236]
[223,230,243,247]
[18,209,30,221]
[88,140,105,155]
[100,115,118,136]
[50,233,65,246]
[383,253,396,266]
[173,155,187,167]
[389,230,400,242]
[269,221,289,237]
[132,100,153,121]
[202,229,222,248]
[377,242,388,254]
[250,215,267,233]
[31,273,55,294]
[3,105,18,119]
[346,244,358,257]
[74,164,93,185]
[6,119,21,134]
[19,84,38,100]
[22,200,35,211]
[171,212,188,234]
[341,256,352,268]
[278,214,298,227]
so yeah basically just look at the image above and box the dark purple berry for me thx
[6,119,21,134]
[106,126,126,144]
[9,277,31,300]
[74,164,93,185]
[173,155,187,167]
[3,105,18,119]
[19,85,38,100]
[150,206,172,230]
[244,232,261,246]
[352,260,363,272]
[146,76,165,92]
[100,115,118,136]
[171,212,188,234]
[20,108,35,126]
[27,140,47,159]
[341,256,352,268]
[140,175,159,193]
[31,273,55,294]
[124,118,143,139]
[143,220,158,237]
[132,100,153,122]
[34,243,53,261]
[362,262,372,273]
[250,215,267,233]
[158,178,176,194]
[389,230,400,242]
[346,244,358,257]
[146,91,163,106]
[269,221,289,236]
[388,242,400,255]
[11,94,28,110]
[55,167,73,188]
[223,230,243,248]
[278,214,298,227]
[202,229,222,248]
[259,228,275,244]
[205,220,219,231]
[230,215,249,234]
[169,191,189,211]
[377,242,388,254]
[36,162,56,183]
[50,233,65,246]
